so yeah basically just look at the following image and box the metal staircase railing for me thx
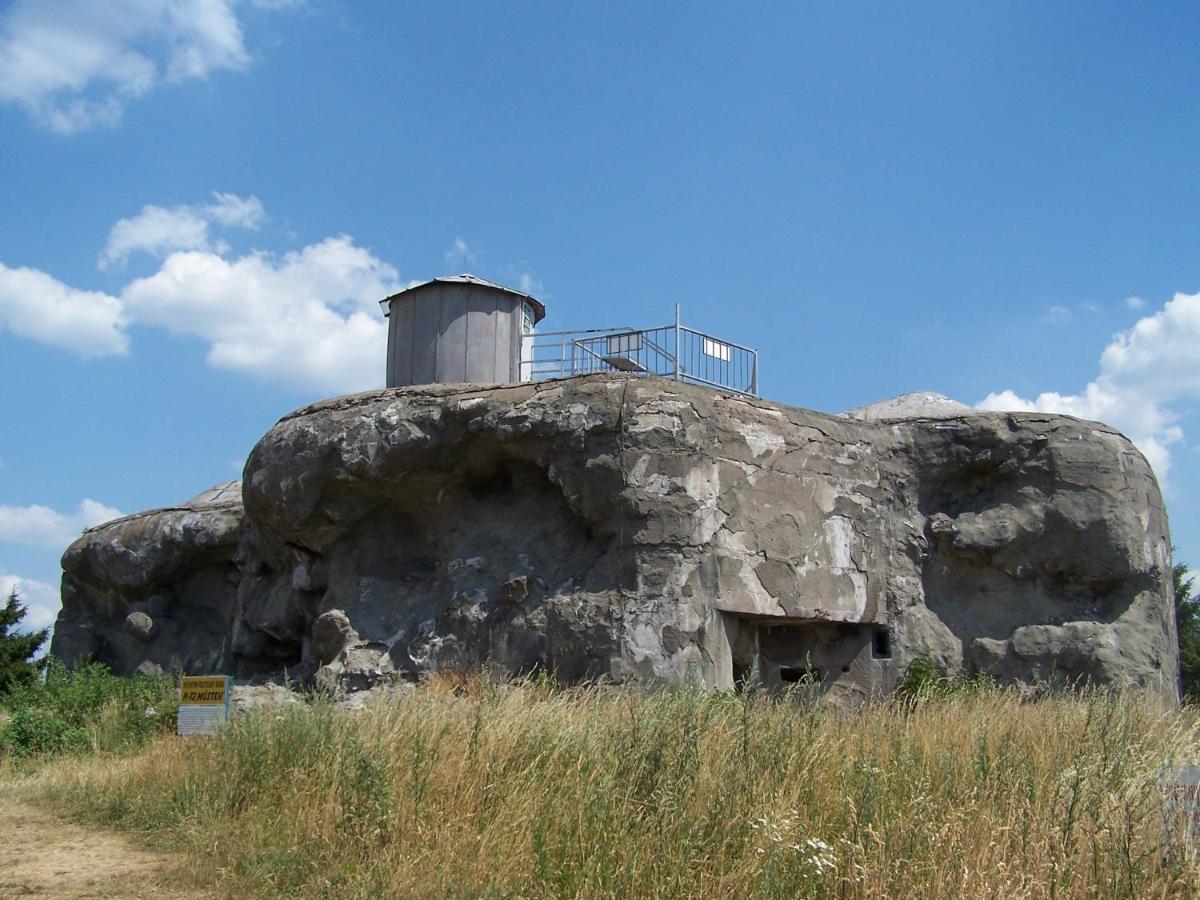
[520,307,758,397]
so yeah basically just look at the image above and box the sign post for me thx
[177,675,232,736]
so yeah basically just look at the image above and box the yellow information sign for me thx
[178,675,232,735]
[180,676,228,705]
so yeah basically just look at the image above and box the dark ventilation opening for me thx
[872,627,892,659]
[779,666,822,684]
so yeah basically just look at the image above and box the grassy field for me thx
[6,675,1200,899]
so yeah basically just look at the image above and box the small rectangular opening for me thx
[872,627,892,659]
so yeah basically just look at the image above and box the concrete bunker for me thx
[53,366,1179,705]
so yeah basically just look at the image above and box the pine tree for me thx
[0,588,48,696]
[1174,560,1200,701]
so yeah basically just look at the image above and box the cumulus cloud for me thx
[1125,296,1146,310]
[0,573,60,635]
[1099,295,1200,398]
[0,498,122,548]
[6,190,410,392]
[0,262,127,356]
[100,191,266,268]
[101,205,212,269]
[0,0,295,133]
[6,193,400,392]
[205,192,266,229]
[121,236,399,393]
[979,291,1200,481]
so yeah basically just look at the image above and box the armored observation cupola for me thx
[380,274,545,388]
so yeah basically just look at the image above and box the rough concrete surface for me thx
[53,376,1179,704]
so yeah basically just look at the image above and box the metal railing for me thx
[520,306,758,396]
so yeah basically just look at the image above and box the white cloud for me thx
[1079,302,1100,314]
[444,237,476,268]
[205,192,266,229]
[0,0,295,134]
[0,573,60,635]
[120,235,400,393]
[1099,294,1200,398]
[979,291,1200,481]
[0,262,127,356]
[7,192,401,393]
[0,499,122,548]
[101,205,211,269]
[100,191,265,268]
[1125,296,1145,310]
[1042,305,1072,324]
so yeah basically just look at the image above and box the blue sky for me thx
[1,1,1197,634]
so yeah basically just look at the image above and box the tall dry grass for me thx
[32,678,1200,898]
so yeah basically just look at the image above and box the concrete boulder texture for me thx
[53,375,1180,704]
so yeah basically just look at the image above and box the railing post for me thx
[750,349,758,396]
[674,303,681,383]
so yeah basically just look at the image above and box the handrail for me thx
[532,326,638,337]
[519,314,758,397]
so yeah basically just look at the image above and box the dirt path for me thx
[0,798,214,899]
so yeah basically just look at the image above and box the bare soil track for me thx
[0,798,213,899]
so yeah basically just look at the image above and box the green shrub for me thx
[0,658,178,757]
[894,654,1003,705]
[895,652,951,701]
[0,706,89,756]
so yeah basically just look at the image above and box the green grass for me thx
[19,676,1200,898]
